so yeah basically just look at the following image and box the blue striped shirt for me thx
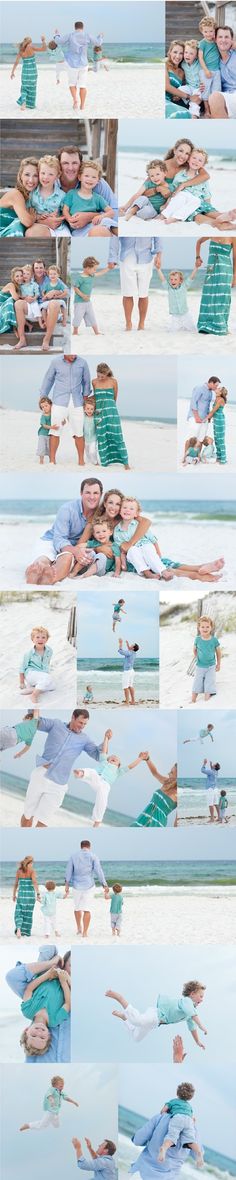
[39,357,91,407]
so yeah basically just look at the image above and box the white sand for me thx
[118,153,236,237]
[70,289,236,354]
[1,519,235,591]
[1,887,235,948]
[0,789,106,829]
[0,63,164,120]
[0,409,177,475]
[0,594,77,709]
[177,398,236,472]
[160,610,236,710]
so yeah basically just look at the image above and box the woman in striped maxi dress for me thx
[208,386,228,464]
[13,857,40,938]
[92,364,129,468]
[11,35,47,109]
[132,758,177,828]
[196,237,236,335]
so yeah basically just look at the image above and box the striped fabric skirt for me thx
[197,242,233,335]
[14,878,36,936]
[94,388,129,466]
[132,789,177,828]
[17,56,37,108]
[213,408,226,464]
[0,292,17,333]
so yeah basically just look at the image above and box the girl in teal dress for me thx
[196,237,236,335]
[132,757,177,828]
[0,157,38,238]
[165,42,192,119]
[13,856,40,938]
[208,386,228,464]
[92,364,129,468]
[11,35,48,109]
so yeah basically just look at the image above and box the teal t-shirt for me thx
[83,415,97,442]
[21,977,69,1027]
[157,994,196,1030]
[43,1086,68,1113]
[187,447,199,458]
[195,635,220,667]
[110,894,123,914]
[64,190,107,215]
[38,412,51,437]
[74,273,93,302]
[219,796,228,811]
[144,177,173,212]
[166,1098,194,1117]
[97,752,128,787]
[199,38,220,69]
[14,718,38,745]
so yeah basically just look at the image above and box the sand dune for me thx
[160,617,236,710]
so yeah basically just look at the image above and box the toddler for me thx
[92,38,109,72]
[183,437,203,465]
[198,17,221,114]
[0,709,39,754]
[218,789,228,823]
[181,41,202,118]
[110,883,123,937]
[19,263,43,326]
[40,880,61,937]
[160,150,214,223]
[40,264,68,327]
[73,255,111,334]
[112,599,126,632]
[200,436,216,463]
[26,155,66,236]
[113,498,173,580]
[105,980,207,1047]
[120,160,172,221]
[37,396,52,464]
[19,626,54,701]
[83,685,94,703]
[63,161,115,229]
[74,729,145,826]
[158,1083,204,1168]
[20,960,71,1057]
[70,516,121,578]
[157,267,197,332]
[184,724,214,745]
[192,616,221,702]
[20,1074,79,1132]
[83,396,99,464]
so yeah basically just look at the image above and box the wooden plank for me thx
[0,239,70,287]
[0,120,89,189]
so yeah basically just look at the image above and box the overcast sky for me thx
[177,357,236,404]
[118,117,235,151]
[119,1061,236,1158]
[77,589,159,658]
[178,710,236,777]
[1,0,164,43]
[0,355,177,421]
[0,470,233,501]
[2,822,234,864]
[70,235,232,274]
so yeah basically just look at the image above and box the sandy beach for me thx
[1,886,235,947]
[0,62,165,120]
[0,593,77,709]
[0,409,177,475]
[177,398,236,472]
[118,153,236,238]
[0,788,105,829]
[179,812,236,826]
[160,609,236,710]
[70,290,236,355]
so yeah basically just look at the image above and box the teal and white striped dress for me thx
[0,291,17,333]
[133,789,177,827]
[17,55,37,109]
[198,241,233,335]
[94,385,129,466]
[14,876,36,935]
[213,405,226,463]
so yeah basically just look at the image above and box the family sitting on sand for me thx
[24,478,226,587]
[183,375,228,465]
[10,21,107,112]
[0,258,68,351]
[5,945,71,1062]
[120,137,236,229]
[166,19,236,119]
[37,354,129,468]
[0,146,118,240]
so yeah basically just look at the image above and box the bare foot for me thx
[199,558,224,572]
[20,1125,29,1132]
[14,337,26,351]
[16,928,21,938]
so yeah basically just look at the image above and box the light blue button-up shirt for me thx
[54,30,102,68]
[39,357,91,407]
[131,1112,199,1180]
[187,383,213,421]
[20,646,53,674]
[220,48,236,91]
[77,1156,117,1180]
[119,237,163,263]
[118,648,135,670]
[36,716,101,785]
[43,497,88,552]
[65,850,107,890]
[201,763,219,789]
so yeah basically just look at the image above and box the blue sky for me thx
[1,823,234,864]
[70,235,231,274]
[1,1063,117,1180]
[1,1,164,43]
[0,470,234,501]
[0,707,176,816]
[0,355,177,421]
[77,590,159,658]
[177,357,236,404]
[71,944,236,1064]
[118,117,236,151]
[178,711,236,777]
[119,1062,236,1158]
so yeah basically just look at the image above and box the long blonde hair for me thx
[166,40,184,69]
[18,37,32,53]
[10,267,23,293]
[16,157,39,199]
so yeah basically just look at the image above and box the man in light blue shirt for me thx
[53,22,103,111]
[118,638,139,705]
[39,354,92,465]
[72,1138,117,1180]
[209,26,236,118]
[20,709,107,829]
[109,237,162,330]
[25,478,103,585]
[201,758,221,821]
[65,840,109,936]
[130,1111,201,1180]
[187,376,221,440]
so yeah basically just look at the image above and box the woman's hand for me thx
[195,256,203,269]
[138,751,150,760]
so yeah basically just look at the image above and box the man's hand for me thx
[105,729,112,740]
[72,1138,82,1155]
[85,1139,92,1149]
[138,750,150,760]
[173,1035,187,1063]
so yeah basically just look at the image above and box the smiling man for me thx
[208,26,236,117]
[20,709,105,828]
[39,354,92,465]
[25,478,103,585]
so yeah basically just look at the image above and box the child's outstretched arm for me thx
[156,268,166,285]
[190,1024,207,1049]
[102,728,112,755]
[160,1105,169,1113]
[14,744,31,758]
[128,754,147,771]
[119,184,147,214]
[193,1013,207,1033]
[64,1095,79,1107]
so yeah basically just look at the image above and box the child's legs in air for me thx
[125,1002,158,1040]
[28,1114,59,1131]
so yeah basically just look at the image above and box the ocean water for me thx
[1,859,236,890]
[77,658,158,671]
[71,267,209,293]
[178,781,236,819]
[0,500,235,522]
[0,42,165,65]
[77,669,159,704]
[118,1119,236,1179]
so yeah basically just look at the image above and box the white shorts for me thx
[49,404,84,438]
[67,65,88,85]
[207,787,220,806]
[24,669,55,692]
[122,669,134,689]
[32,538,57,562]
[73,886,95,911]
[125,1003,158,1041]
[120,253,153,298]
[68,405,84,437]
[26,302,41,322]
[224,91,236,118]
[23,765,67,825]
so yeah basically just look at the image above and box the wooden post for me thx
[92,120,102,159]
[106,120,118,191]
[57,240,69,282]
[215,3,226,25]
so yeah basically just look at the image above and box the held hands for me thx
[138,750,150,760]
[105,729,112,740]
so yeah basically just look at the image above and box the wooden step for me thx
[0,238,70,287]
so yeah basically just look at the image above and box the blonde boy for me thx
[19,626,54,701]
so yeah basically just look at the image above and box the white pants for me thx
[128,542,164,576]
[23,766,67,825]
[181,84,201,118]
[120,253,153,298]
[161,191,200,221]
[84,439,99,465]
[125,1002,158,1041]
[168,313,195,333]
[43,915,56,936]
[122,669,134,689]
[81,767,110,822]
[29,1113,59,1130]
[195,420,208,442]
[24,670,55,693]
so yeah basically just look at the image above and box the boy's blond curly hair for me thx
[31,626,50,641]
[197,616,214,635]
[20,1027,51,1056]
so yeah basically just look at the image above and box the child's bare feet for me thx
[112,1009,126,1020]
[20,1124,29,1131]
